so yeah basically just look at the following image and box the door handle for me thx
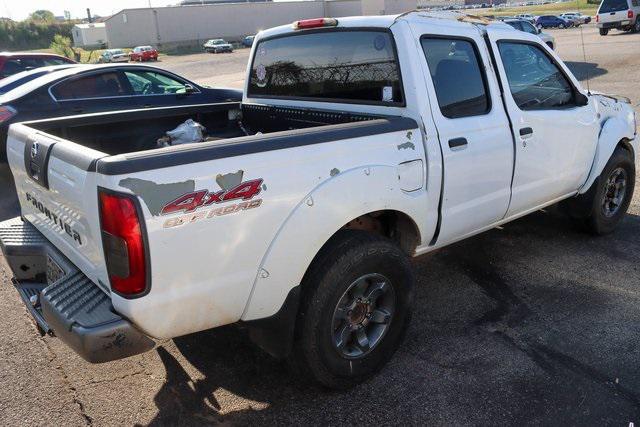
[448,137,468,149]
[519,127,533,137]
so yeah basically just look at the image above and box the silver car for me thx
[504,18,556,50]
[98,49,129,63]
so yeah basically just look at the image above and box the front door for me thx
[486,28,599,216]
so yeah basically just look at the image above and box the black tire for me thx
[599,28,609,36]
[292,230,414,389]
[634,19,640,33]
[562,146,635,235]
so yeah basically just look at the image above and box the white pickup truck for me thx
[0,13,636,389]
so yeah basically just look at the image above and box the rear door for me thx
[6,123,108,289]
[410,22,515,244]
[486,26,599,216]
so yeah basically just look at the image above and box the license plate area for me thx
[46,255,64,285]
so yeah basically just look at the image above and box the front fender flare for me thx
[241,164,423,321]
[579,117,635,194]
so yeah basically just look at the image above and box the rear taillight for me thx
[596,14,599,22]
[628,9,634,18]
[99,190,148,297]
[0,105,16,123]
[292,17,338,30]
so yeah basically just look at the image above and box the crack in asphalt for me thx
[455,249,640,409]
[35,334,94,425]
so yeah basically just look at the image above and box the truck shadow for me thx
[564,61,608,81]
[147,207,640,425]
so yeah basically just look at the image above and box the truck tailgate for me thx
[6,123,109,291]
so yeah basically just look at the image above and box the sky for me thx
[0,0,302,21]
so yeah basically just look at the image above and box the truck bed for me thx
[24,102,385,156]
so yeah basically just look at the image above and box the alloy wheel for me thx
[331,273,396,359]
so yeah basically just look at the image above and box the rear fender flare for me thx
[579,117,636,194]
[241,164,422,321]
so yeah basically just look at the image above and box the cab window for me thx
[421,37,490,118]
[498,42,574,110]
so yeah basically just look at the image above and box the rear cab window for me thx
[598,0,630,13]
[248,30,404,105]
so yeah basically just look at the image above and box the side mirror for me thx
[575,92,589,106]
[184,84,197,94]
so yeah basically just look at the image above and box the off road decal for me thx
[160,179,263,228]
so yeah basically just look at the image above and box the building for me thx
[72,23,108,48]
[105,0,419,49]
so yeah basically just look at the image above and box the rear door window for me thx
[52,72,131,100]
[599,0,629,13]
[248,30,404,105]
[421,37,490,118]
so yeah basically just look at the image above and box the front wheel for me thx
[292,230,414,389]
[599,28,609,35]
[563,146,635,235]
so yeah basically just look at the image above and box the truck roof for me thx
[258,12,514,40]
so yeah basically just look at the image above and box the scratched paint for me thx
[119,178,196,216]
[216,170,244,190]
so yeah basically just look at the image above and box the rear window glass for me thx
[52,72,130,100]
[421,37,490,118]
[599,0,629,13]
[248,30,404,105]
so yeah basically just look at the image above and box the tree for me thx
[29,10,55,23]
[50,34,76,59]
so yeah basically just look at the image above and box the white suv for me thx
[596,0,640,35]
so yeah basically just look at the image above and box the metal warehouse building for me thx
[105,0,419,49]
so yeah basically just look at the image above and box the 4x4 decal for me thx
[161,179,263,228]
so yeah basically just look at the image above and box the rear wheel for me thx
[562,146,635,235]
[634,19,640,32]
[292,230,414,389]
[559,23,566,29]
[599,28,609,35]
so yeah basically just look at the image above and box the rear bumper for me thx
[598,20,632,28]
[0,217,154,363]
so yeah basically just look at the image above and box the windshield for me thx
[248,30,404,105]
[599,0,629,13]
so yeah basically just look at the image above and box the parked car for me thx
[536,15,571,28]
[515,13,536,23]
[243,35,256,47]
[504,18,556,49]
[203,39,233,53]
[596,0,640,34]
[559,12,592,25]
[98,49,129,63]
[129,46,158,62]
[0,53,75,79]
[0,64,242,163]
[1,14,635,390]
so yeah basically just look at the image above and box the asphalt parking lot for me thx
[1,26,640,425]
